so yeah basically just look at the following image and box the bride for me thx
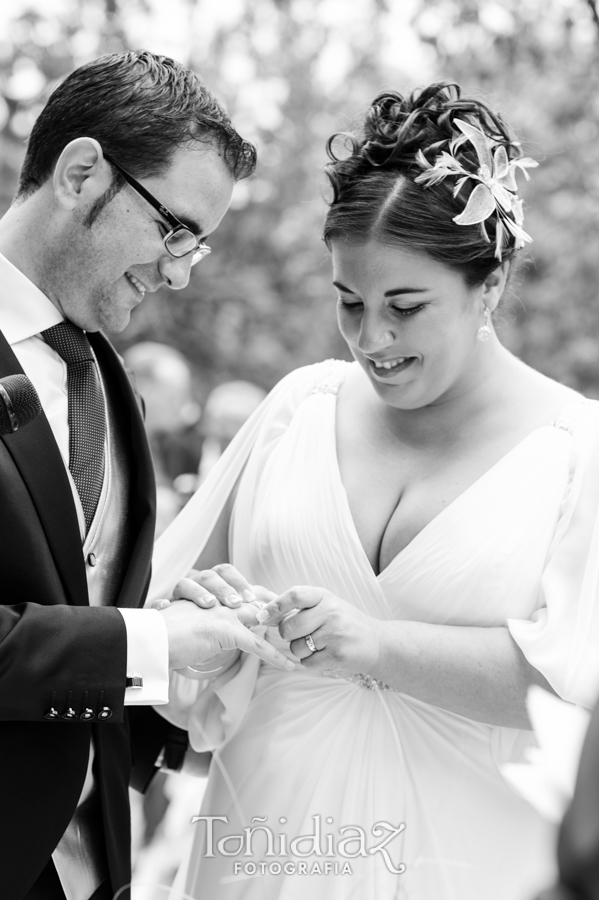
[149,83,599,900]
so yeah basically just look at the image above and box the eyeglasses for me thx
[103,152,211,266]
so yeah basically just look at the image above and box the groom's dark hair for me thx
[16,50,256,202]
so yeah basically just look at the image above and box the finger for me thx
[256,587,326,625]
[232,624,296,672]
[278,608,323,643]
[251,585,278,606]
[185,568,244,607]
[235,602,271,628]
[173,577,217,608]
[148,597,172,611]
[211,564,258,603]
[289,627,325,660]
[186,566,255,607]
[300,648,331,671]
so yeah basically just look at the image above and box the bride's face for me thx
[331,239,491,410]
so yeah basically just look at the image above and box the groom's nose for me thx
[158,253,193,290]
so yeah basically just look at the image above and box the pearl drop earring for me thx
[477,307,492,342]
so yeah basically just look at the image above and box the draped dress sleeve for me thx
[147,363,324,751]
[507,401,599,710]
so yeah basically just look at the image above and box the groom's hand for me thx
[173,565,278,609]
[158,598,295,672]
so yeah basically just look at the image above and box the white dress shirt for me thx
[0,251,169,704]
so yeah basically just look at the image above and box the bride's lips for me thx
[367,356,416,381]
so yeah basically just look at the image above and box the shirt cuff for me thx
[117,608,169,705]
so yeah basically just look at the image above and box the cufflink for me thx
[79,691,95,721]
[44,691,60,720]
[126,676,143,689]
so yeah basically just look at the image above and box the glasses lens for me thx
[165,227,198,258]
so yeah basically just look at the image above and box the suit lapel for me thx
[0,329,87,606]
[89,333,156,609]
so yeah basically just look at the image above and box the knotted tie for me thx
[42,322,106,534]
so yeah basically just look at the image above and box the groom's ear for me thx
[52,138,110,211]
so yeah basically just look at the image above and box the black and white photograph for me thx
[1,1,599,898]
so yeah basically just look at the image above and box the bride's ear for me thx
[481,261,509,313]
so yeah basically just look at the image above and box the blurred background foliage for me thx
[1,0,599,396]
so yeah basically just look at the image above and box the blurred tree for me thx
[0,0,132,216]
[1,0,599,396]
[116,0,401,394]
[411,0,599,394]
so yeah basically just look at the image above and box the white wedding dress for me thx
[149,360,599,900]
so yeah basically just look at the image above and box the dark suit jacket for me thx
[0,328,182,899]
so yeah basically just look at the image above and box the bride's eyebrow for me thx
[384,288,428,297]
[332,281,429,297]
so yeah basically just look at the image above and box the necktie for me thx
[42,322,106,534]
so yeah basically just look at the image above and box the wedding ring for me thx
[305,634,317,653]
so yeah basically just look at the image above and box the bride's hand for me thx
[256,586,382,675]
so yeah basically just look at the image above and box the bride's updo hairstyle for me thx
[323,83,531,288]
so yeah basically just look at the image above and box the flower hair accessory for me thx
[414,118,538,260]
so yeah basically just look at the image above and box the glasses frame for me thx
[103,152,211,265]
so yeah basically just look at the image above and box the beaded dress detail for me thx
[552,397,593,434]
[311,358,349,396]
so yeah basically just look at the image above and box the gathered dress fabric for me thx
[149,360,599,900]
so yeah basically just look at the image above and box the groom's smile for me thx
[42,141,235,334]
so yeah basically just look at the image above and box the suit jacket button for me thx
[97,707,112,720]
[79,693,94,720]
[61,691,76,719]
[45,692,59,719]
[87,552,97,567]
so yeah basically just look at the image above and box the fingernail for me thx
[242,589,256,603]
[285,658,296,670]
[227,593,242,606]
[201,593,217,605]
[255,609,270,624]
[156,598,170,610]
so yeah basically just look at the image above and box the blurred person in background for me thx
[0,48,294,900]
[150,83,599,900]
[123,342,202,535]
[535,698,599,900]
[198,380,267,481]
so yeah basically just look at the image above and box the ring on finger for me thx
[305,634,317,653]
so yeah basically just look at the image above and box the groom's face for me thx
[50,142,234,333]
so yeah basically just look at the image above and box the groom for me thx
[0,50,287,900]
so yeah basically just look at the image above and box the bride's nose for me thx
[357,315,395,355]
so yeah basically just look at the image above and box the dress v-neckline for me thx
[328,375,576,580]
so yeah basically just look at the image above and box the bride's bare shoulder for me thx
[512,358,586,421]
